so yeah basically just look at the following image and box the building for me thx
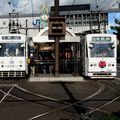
[0,13,42,37]
[50,4,108,34]
[0,4,108,36]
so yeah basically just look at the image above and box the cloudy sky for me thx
[0,0,119,15]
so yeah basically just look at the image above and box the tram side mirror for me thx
[111,43,115,49]
[21,44,25,48]
[89,44,93,49]
[111,44,115,49]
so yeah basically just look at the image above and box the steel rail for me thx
[70,80,120,120]
[27,82,105,120]
[71,95,120,120]
[0,84,16,103]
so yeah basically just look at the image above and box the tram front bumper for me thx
[88,72,116,79]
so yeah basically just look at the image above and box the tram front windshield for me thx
[0,43,25,57]
[90,43,114,57]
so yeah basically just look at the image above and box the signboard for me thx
[92,37,111,42]
[51,4,90,12]
[48,17,66,40]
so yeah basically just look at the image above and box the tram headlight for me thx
[90,64,97,67]
[108,64,114,67]
[90,64,93,67]
[19,61,23,64]
[112,64,114,66]
[108,64,111,67]
[1,65,4,67]
[1,61,4,64]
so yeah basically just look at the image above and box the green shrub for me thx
[101,114,120,120]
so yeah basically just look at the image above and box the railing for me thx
[34,60,80,75]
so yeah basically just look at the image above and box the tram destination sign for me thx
[92,37,111,42]
[2,36,21,40]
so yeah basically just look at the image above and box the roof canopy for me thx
[33,27,80,43]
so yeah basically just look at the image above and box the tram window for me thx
[0,43,25,57]
[89,43,93,49]
[21,44,25,48]
[90,43,114,57]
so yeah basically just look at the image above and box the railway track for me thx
[0,79,120,120]
[0,81,105,120]
[70,79,120,120]
[27,82,105,120]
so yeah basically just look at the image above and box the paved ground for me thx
[0,66,120,120]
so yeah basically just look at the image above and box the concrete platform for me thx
[28,74,84,82]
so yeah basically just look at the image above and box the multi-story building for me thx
[0,4,108,36]
[50,4,108,34]
[0,13,41,37]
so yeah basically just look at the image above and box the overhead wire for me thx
[72,0,76,5]
[112,0,119,6]
[9,0,34,17]
[95,0,119,11]
[6,0,15,12]
[10,0,30,9]
[95,0,106,10]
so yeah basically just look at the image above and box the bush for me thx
[101,114,120,120]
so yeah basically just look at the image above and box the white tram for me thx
[80,34,117,79]
[0,34,30,77]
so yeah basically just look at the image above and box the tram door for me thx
[72,43,80,75]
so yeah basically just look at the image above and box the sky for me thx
[0,0,119,15]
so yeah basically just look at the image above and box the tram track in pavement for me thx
[0,83,76,116]
[71,95,120,120]
[27,81,105,120]
[0,81,105,120]
[23,79,120,120]
[1,79,119,120]
[69,79,120,120]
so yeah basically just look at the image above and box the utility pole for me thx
[89,11,93,32]
[48,0,66,76]
[54,0,59,76]
[9,13,19,33]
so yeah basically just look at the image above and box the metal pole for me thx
[54,0,59,17]
[54,0,59,76]
[90,11,92,32]
[26,19,28,35]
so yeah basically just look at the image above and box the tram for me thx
[0,34,30,77]
[80,34,117,79]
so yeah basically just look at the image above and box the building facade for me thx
[0,4,108,37]
[51,4,108,34]
[0,14,42,37]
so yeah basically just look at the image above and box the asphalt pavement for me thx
[0,66,120,120]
